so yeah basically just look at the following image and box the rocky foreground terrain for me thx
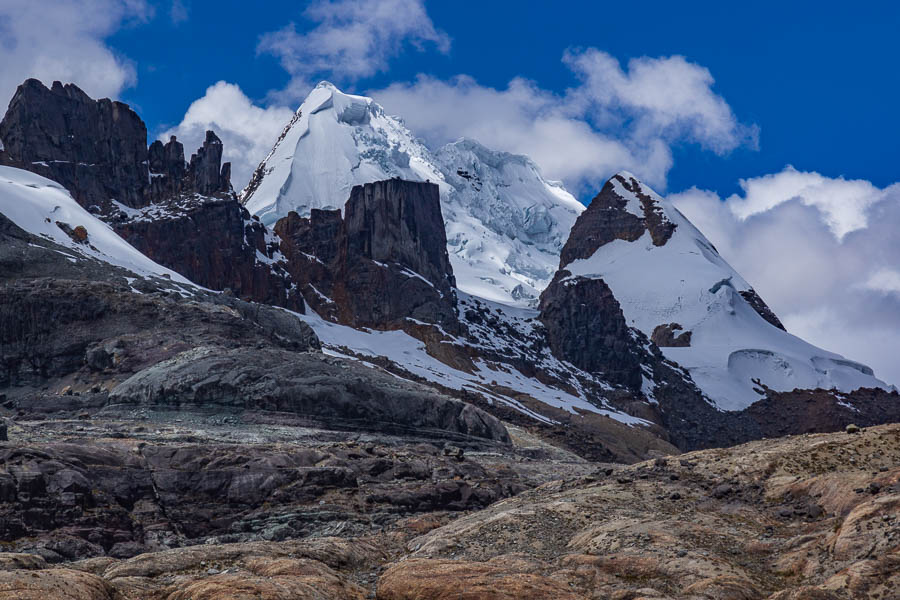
[1,78,899,599]
[0,419,897,599]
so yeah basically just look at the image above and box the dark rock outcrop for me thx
[0,432,522,562]
[0,209,317,389]
[147,136,186,197]
[744,386,900,437]
[186,130,231,196]
[0,80,232,212]
[559,172,676,267]
[0,79,302,310]
[538,272,644,390]
[110,346,508,443]
[0,278,318,389]
[112,197,303,311]
[651,323,692,347]
[276,179,458,332]
[739,289,786,330]
[0,79,150,210]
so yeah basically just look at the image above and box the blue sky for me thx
[1,0,899,383]
[99,0,900,199]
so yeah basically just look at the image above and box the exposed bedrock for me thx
[276,179,459,332]
[0,79,300,310]
[0,79,150,210]
[538,272,644,391]
[109,346,509,443]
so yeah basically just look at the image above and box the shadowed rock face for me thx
[0,79,150,210]
[112,197,304,312]
[0,80,233,212]
[559,173,676,268]
[538,173,686,393]
[0,79,302,310]
[0,277,318,390]
[276,179,459,332]
[343,180,455,295]
[145,131,232,201]
[538,272,644,391]
[739,288,786,330]
[651,322,692,347]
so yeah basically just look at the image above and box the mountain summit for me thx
[241,81,584,305]
[552,171,891,409]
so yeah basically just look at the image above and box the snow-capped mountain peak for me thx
[241,83,584,306]
[560,172,892,409]
[242,81,442,225]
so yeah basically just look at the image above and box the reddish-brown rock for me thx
[276,179,458,332]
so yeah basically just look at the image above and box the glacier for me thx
[241,81,583,306]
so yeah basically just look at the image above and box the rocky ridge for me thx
[1,75,900,599]
[0,80,302,311]
[554,171,892,410]
[4,79,895,458]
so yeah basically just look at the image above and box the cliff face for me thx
[0,79,151,210]
[0,80,233,212]
[276,179,459,332]
[559,173,677,268]
[0,79,303,311]
[538,272,644,390]
[112,197,303,312]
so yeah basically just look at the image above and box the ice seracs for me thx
[433,139,584,304]
[562,171,892,410]
[241,81,583,306]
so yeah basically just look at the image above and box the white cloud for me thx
[170,0,189,24]
[563,49,758,155]
[162,81,294,192]
[671,169,900,385]
[258,0,450,103]
[371,49,755,194]
[724,166,883,238]
[372,74,671,193]
[866,269,900,295]
[0,0,151,109]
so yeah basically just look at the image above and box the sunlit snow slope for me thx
[564,172,892,410]
[241,81,583,305]
[0,165,195,286]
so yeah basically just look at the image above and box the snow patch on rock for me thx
[0,165,196,288]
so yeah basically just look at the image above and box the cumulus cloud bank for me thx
[164,0,754,195]
[257,0,450,104]
[0,0,151,110]
[671,168,900,385]
[371,50,756,195]
[162,82,294,192]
